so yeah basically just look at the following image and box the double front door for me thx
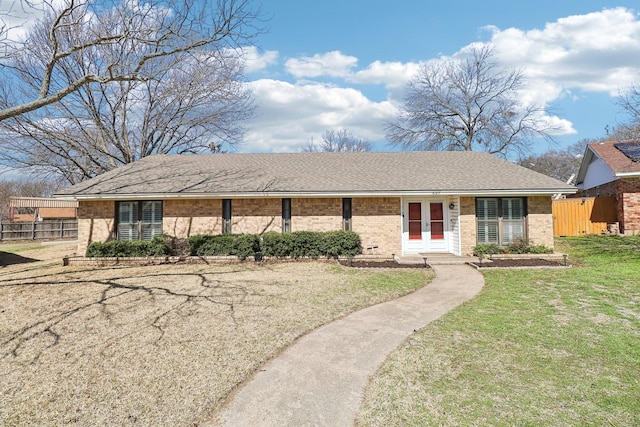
[403,199,448,253]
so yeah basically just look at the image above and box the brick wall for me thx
[163,199,221,237]
[353,197,401,256]
[459,197,477,256]
[77,201,115,255]
[527,196,554,248]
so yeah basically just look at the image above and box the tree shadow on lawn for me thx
[0,251,39,268]
[0,266,266,364]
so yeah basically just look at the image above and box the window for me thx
[222,199,232,234]
[342,198,352,231]
[117,201,162,241]
[282,198,291,232]
[476,198,525,245]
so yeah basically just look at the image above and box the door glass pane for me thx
[408,203,421,220]
[430,202,444,240]
[431,222,444,239]
[409,221,422,240]
[430,203,443,220]
[408,202,422,240]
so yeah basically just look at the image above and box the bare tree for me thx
[0,0,261,122]
[0,0,259,183]
[517,140,590,183]
[302,129,372,153]
[1,49,253,183]
[386,46,556,157]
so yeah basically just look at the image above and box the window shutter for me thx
[141,201,162,240]
[477,198,499,244]
[502,198,524,243]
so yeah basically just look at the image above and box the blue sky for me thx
[241,1,640,156]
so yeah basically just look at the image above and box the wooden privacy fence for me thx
[552,197,617,237]
[0,220,78,241]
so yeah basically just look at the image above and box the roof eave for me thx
[57,188,577,201]
[615,171,640,177]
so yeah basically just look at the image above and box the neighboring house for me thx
[55,152,576,256]
[8,197,78,222]
[575,140,640,234]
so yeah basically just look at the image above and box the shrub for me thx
[261,230,362,258]
[321,230,362,258]
[527,244,554,254]
[472,239,554,256]
[472,244,505,257]
[232,234,261,259]
[289,231,323,258]
[188,233,261,258]
[506,237,531,254]
[86,236,171,257]
[190,234,235,256]
[260,231,292,257]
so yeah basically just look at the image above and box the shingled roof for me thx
[581,140,640,176]
[56,151,576,199]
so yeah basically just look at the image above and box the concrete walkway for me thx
[206,264,484,427]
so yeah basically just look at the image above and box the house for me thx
[55,151,576,256]
[8,197,78,222]
[575,140,640,234]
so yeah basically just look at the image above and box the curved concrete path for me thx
[206,264,484,427]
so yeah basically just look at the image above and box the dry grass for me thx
[0,243,430,426]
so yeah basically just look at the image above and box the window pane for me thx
[142,201,162,223]
[477,198,498,220]
[503,198,523,220]
[118,223,138,241]
[119,202,138,224]
[477,198,499,244]
[477,221,498,244]
[502,221,524,243]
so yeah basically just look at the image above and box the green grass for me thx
[357,236,640,427]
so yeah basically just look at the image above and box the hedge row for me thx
[86,236,171,257]
[86,231,362,258]
[472,238,554,256]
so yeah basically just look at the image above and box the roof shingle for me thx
[56,151,576,198]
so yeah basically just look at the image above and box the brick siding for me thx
[353,197,401,256]
[527,196,554,248]
[459,197,477,256]
[76,195,555,257]
[77,201,115,255]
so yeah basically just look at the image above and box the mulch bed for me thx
[339,258,568,269]
[338,260,430,269]
[471,258,567,268]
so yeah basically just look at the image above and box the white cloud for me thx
[285,51,358,78]
[351,60,421,88]
[243,79,395,152]
[487,7,640,96]
[240,46,279,73]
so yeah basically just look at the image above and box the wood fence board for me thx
[552,197,617,236]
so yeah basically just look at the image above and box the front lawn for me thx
[357,235,640,426]
[0,244,430,426]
